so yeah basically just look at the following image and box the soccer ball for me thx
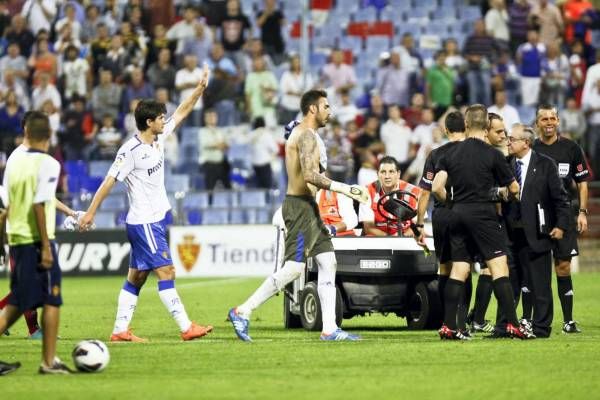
[72,340,110,372]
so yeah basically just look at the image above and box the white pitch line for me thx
[177,278,252,289]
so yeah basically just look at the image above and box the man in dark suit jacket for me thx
[504,124,571,337]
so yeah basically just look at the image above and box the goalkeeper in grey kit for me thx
[228,89,368,341]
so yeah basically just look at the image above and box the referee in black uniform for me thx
[432,104,533,339]
[533,104,591,333]
[415,111,466,332]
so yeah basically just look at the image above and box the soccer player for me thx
[228,89,369,341]
[0,360,21,375]
[79,64,213,342]
[0,112,72,373]
[533,104,590,333]
[415,111,466,334]
[432,104,533,339]
[359,156,421,237]
[0,111,81,339]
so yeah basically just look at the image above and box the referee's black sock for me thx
[457,275,472,331]
[557,276,574,322]
[521,287,533,321]
[473,274,493,324]
[438,274,449,315]
[493,276,518,326]
[444,279,464,330]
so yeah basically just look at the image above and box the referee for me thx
[432,104,533,339]
[415,111,466,332]
[533,104,591,333]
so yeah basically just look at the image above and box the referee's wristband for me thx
[579,208,588,215]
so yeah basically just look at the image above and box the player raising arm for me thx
[78,64,212,342]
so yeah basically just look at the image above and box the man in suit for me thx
[504,124,571,337]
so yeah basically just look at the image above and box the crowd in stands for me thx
[0,0,599,210]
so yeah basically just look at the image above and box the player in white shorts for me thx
[80,65,212,342]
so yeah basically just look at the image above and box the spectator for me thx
[582,78,600,163]
[155,88,176,117]
[146,24,177,68]
[412,108,436,164]
[488,90,520,132]
[0,70,30,110]
[28,37,57,86]
[396,32,423,75]
[4,15,35,57]
[41,98,60,147]
[81,4,102,43]
[426,50,456,119]
[540,43,570,109]
[201,0,227,28]
[560,97,587,145]
[484,0,509,50]
[89,23,112,77]
[530,0,564,47]
[182,22,213,66]
[357,151,378,187]
[463,19,496,106]
[175,54,204,126]
[444,38,467,105]
[203,68,239,127]
[241,37,274,75]
[55,3,82,42]
[0,42,28,91]
[516,29,546,107]
[365,92,387,123]
[100,0,121,35]
[244,55,278,126]
[354,115,384,175]
[380,104,413,171]
[220,0,251,63]
[147,48,176,93]
[123,98,140,139]
[206,42,238,77]
[582,52,600,109]
[166,4,199,55]
[321,49,357,107]
[94,113,123,160]
[325,120,353,183]
[335,88,360,127]
[279,53,313,124]
[61,44,91,102]
[121,67,154,114]
[247,116,278,189]
[54,22,82,55]
[402,92,425,129]
[31,71,61,110]
[0,0,11,39]
[91,69,122,121]
[101,34,129,82]
[491,50,520,106]
[256,0,285,64]
[199,109,230,190]
[0,90,24,153]
[376,49,410,108]
[59,95,97,160]
[568,40,587,106]
[508,0,531,54]
[563,0,594,45]
[118,20,146,68]
[21,0,57,35]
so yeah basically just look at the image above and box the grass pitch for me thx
[1,274,600,400]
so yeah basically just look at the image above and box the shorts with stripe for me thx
[9,241,62,311]
[126,218,173,270]
[283,195,333,263]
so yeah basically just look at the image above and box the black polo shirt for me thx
[419,141,461,208]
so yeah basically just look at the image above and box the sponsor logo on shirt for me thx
[147,157,163,176]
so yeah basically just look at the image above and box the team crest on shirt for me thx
[177,234,201,272]
[52,285,60,297]
[558,163,569,178]
[113,152,126,167]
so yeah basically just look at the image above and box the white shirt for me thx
[107,118,176,224]
[488,104,521,133]
[315,189,358,231]
[0,185,7,207]
[582,86,600,125]
[249,127,278,166]
[582,63,600,112]
[357,167,377,188]
[175,67,203,110]
[485,8,509,42]
[380,118,412,163]
[21,0,57,35]
[279,70,313,112]
[32,84,62,110]
[517,149,532,199]
[62,58,90,98]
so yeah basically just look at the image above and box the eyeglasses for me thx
[507,137,526,143]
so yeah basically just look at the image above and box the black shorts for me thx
[431,206,454,264]
[449,203,508,263]
[553,214,579,260]
[8,241,63,312]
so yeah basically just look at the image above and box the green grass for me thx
[2,274,600,400]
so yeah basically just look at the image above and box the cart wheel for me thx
[299,282,343,331]
[406,281,431,330]
[283,284,302,329]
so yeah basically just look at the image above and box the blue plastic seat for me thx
[212,191,237,208]
[165,174,190,192]
[238,190,268,207]
[88,160,113,177]
[183,192,210,209]
[100,194,127,211]
[230,209,246,224]
[186,209,202,225]
[202,209,229,225]
[95,211,116,228]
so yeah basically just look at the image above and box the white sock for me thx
[158,280,192,332]
[113,281,140,334]
[237,260,305,319]
[315,252,338,334]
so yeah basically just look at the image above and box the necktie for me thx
[515,160,523,187]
